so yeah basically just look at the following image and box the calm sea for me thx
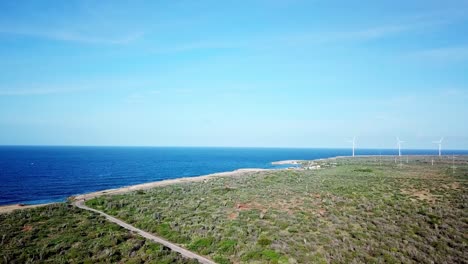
[1,146,467,206]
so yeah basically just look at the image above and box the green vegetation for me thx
[0,204,198,264]
[86,156,468,263]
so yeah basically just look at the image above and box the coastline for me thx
[0,168,272,214]
[0,203,58,214]
[271,160,304,165]
[2,153,461,214]
[72,168,271,201]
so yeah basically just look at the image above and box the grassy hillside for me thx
[86,156,468,263]
[0,204,198,264]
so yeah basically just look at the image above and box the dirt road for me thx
[74,200,216,264]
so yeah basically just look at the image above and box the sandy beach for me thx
[271,160,304,165]
[0,203,57,214]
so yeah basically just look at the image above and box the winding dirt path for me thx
[74,200,216,264]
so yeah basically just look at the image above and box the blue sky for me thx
[0,0,467,149]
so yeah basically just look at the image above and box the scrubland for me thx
[85,156,468,263]
[0,204,198,264]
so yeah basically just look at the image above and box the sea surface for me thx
[1,146,467,206]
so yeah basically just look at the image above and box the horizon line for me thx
[0,144,467,151]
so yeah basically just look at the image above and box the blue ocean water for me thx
[0,146,467,206]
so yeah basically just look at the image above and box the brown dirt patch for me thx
[236,203,250,210]
[22,225,33,232]
[236,202,266,212]
[232,198,312,217]
[317,208,327,216]
[402,189,436,203]
[445,182,461,190]
[227,202,266,220]
[275,197,311,215]
[403,169,444,180]
[228,195,333,219]
[228,212,238,220]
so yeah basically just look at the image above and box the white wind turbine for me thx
[433,137,444,156]
[348,137,356,157]
[397,137,404,157]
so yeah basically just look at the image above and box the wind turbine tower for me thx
[348,137,356,157]
[433,137,444,157]
[397,137,404,157]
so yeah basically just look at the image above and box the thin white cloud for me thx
[272,25,409,47]
[126,93,146,103]
[282,16,451,45]
[125,89,163,103]
[407,46,468,62]
[148,16,452,54]
[0,77,161,97]
[149,90,161,95]
[0,27,144,44]
[0,87,86,96]
[0,78,124,96]
[174,88,193,95]
[339,25,413,40]
[149,40,246,54]
[440,88,468,96]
